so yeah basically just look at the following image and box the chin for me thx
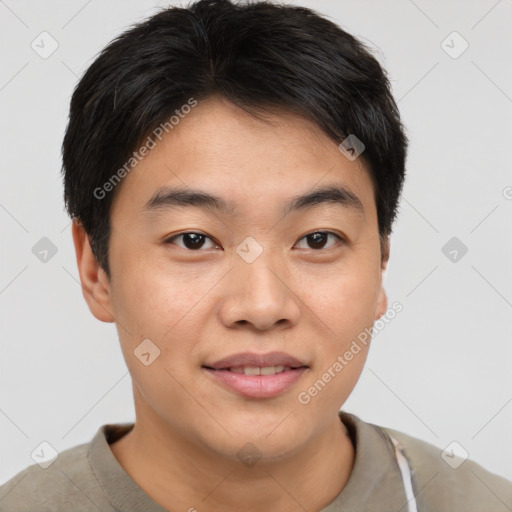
[206,430,308,466]
[198,412,312,460]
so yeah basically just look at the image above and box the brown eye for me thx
[165,232,219,250]
[295,231,343,250]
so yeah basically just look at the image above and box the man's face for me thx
[78,95,388,460]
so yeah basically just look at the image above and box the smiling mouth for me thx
[202,364,309,398]
[202,365,307,376]
[202,351,309,398]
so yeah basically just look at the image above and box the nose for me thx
[218,250,301,331]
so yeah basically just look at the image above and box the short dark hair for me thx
[62,0,408,279]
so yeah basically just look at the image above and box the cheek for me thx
[109,244,198,336]
[297,273,376,413]
[108,253,222,383]
[295,249,381,401]
[299,257,381,338]
[108,264,205,412]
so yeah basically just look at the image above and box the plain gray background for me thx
[1,0,511,486]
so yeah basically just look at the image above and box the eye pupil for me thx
[183,233,205,249]
[307,232,328,249]
[171,231,338,251]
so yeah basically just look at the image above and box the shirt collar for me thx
[88,411,408,511]
[322,411,409,510]
[88,422,168,512]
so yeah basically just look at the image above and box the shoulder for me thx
[377,425,512,512]
[0,439,112,512]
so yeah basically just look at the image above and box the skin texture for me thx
[72,95,389,512]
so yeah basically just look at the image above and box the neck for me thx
[110,407,354,512]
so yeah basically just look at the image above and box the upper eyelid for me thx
[295,231,344,247]
[165,230,344,247]
[166,231,219,242]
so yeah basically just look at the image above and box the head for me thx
[64,0,407,462]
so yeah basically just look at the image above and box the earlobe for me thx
[375,286,388,320]
[375,236,390,320]
[71,220,115,323]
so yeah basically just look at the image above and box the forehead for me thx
[110,96,376,223]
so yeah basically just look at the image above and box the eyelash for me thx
[164,231,345,251]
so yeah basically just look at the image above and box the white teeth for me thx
[228,365,289,375]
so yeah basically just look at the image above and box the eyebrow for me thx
[142,184,365,218]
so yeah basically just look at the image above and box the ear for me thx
[375,236,390,320]
[71,219,115,323]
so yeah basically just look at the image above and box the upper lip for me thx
[203,351,308,370]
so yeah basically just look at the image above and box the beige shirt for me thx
[1,411,510,511]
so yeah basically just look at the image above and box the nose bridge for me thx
[221,238,300,330]
[242,251,284,300]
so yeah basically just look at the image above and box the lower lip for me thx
[203,367,308,399]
